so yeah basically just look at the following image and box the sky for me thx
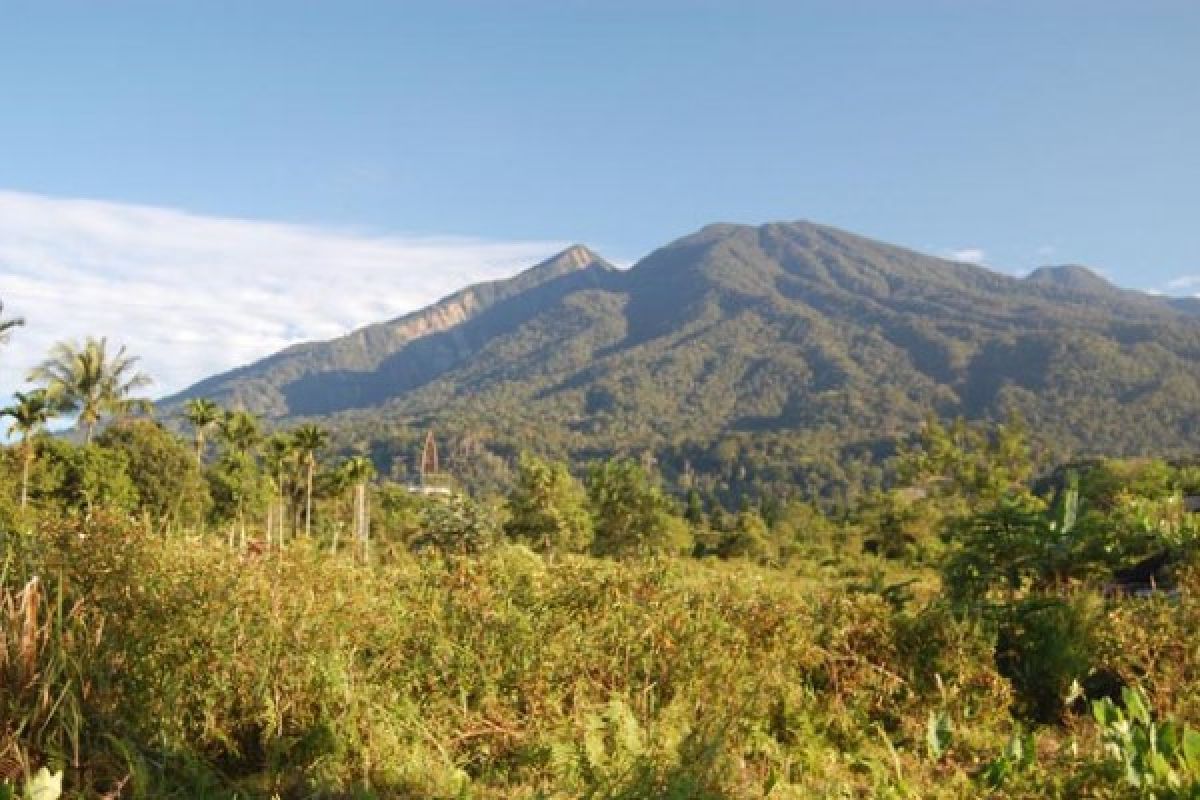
[1,1,1199,398]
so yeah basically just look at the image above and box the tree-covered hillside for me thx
[162,220,1200,499]
[11,288,1200,798]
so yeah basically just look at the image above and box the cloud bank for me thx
[945,247,987,265]
[0,190,566,398]
[1165,275,1200,292]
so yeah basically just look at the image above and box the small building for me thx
[404,484,454,497]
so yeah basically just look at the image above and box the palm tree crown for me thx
[28,336,152,444]
[292,423,329,538]
[263,432,296,479]
[2,389,58,509]
[0,299,23,348]
[217,409,262,458]
[1,389,56,440]
[182,398,223,462]
[291,424,330,464]
[340,455,375,486]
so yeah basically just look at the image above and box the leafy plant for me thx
[979,728,1037,789]
[925,709,953,761]
[587,459,691,558]
[0,768,62,800]
[1092,687,1200,797]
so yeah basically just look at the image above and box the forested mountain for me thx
[167,243,617,416]
[164,220,1200,497]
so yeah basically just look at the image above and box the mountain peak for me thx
[164,219,1200,471]
[520,244,613,282]
[556,244,603,267]
[543,243,608,269]
[1024,264,1113,293]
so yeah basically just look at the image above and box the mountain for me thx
[167,244,617,417]
[1024,264,1113,293]
[164,220,1200,498]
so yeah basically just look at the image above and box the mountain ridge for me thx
[164,244,616,415]
[163,219,1200,495]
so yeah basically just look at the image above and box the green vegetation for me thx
[504,454,592,554]
[29,337,151,446]
[161,221,1200,508]
[2,391,57,510]
[1092,687,1200,796]
[181,397,222,464]
[6,288,1200,798]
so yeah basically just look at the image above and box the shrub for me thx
[504,454,593,554]
[97,419,212,530]
[587,460,691,558]
[995,595,1102,723]
[411,493,500,554]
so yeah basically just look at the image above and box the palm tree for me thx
[0,299,23,350]
[215,410,262,549]
[1,390,57,509]
[340,455,375,558]
[291,423,329,538]
[28,336,151,445]
[182,398,222,463]
[262,432,296,548]
[217,409,262,458]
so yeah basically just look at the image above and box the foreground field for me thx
[4,507,1199,799]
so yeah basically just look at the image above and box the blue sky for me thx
[1,2,1199,393]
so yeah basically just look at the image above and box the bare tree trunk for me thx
[353,483,363,554]
[362,483,370,562]
[20,445,31,510]
[278,480,285,548]
[305,461,314,538]
[355,482,370,563]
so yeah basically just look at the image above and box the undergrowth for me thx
[2,512,1198,797]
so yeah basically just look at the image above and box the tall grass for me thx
[0,563,89,789]
[4,512,1198,797]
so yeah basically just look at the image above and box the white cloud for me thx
[1165,275,1200,291]
[945,247,987,265]
[0,190,567,399]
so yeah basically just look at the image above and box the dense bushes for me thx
[9,502,1195,797]
[6,414,1200,796]
[1,512,1020,798]
[995,596,1103,723]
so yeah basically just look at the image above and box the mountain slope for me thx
[166,220,1200,493]
[164,244,617,416]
